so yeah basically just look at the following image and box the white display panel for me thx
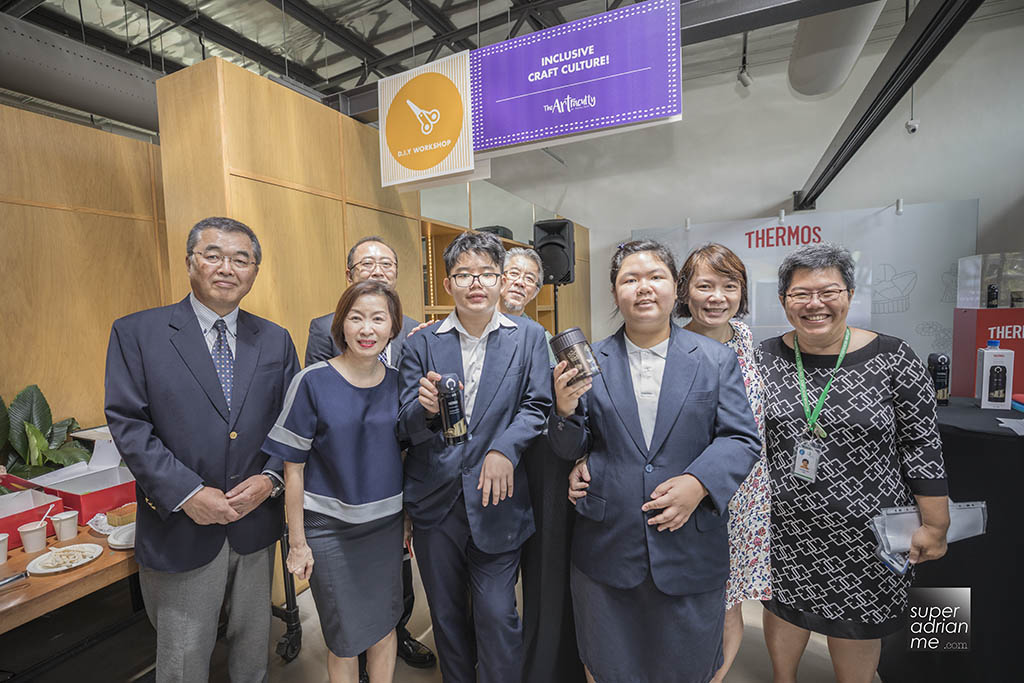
[634,199,978,361]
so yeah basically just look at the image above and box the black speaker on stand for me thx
[533,218,575,333]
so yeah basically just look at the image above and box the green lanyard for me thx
[793,327,850,439]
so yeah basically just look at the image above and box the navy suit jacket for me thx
[548,324,760,596]
[306,312,419,367]
[104,296,300,572]
[398,316,553,554]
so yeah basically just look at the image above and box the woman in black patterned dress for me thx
[756,244,950,683]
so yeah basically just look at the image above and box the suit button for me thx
[462,467,471,474]
[645,464,653,473]
[229,431,238,440]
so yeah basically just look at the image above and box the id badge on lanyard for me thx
[791,328,850,484]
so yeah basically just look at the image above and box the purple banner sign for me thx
[470,0,680,151]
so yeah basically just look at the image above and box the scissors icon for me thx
[406,99,441,135]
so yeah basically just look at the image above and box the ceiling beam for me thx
[405,0,476,52]
[270,0,401,75]
[25,5,186,73]
[131,0,322,85]
[321,0,589,93]
[679,0,879,45]
[795,0,985,209]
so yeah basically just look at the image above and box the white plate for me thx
[27,543,103,575]
[108,523,136,550]
[87,513,115,535]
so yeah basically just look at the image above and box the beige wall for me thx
[0,105,166,427]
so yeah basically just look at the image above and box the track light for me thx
[737,32,752,88]
[896,198,904,215]
[779,209,786,224]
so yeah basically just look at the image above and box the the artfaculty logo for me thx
[543,94,597,114]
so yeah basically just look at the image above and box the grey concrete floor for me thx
[2,556,881,682]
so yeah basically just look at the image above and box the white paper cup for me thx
[0,533,8,564]
[52,510,80,542]
[18,521,47,554]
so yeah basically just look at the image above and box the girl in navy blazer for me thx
[549,240,761,683]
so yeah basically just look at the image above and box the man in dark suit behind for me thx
[104,217,299,683]
[304,235,437,675]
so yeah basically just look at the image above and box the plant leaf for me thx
[6,452,23,470]
[7,461,55,479]
[0,394,8,454]
[48,418,80,449]
[45,442,92,467]
[7,386,52,458]
[25,422,50,468]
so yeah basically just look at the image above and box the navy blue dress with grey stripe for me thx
[263,361,404,657]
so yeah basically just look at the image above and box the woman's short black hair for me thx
[609,240,679,289]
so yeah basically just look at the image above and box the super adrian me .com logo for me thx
[543,94,597,114]
[907,587,971,652]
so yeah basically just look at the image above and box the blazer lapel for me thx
[227,311,262,430]
[600,328,647,456]
[646,326,699,461]
[168,298,229,422]
[428,325,466,380]
[469,325,516,433]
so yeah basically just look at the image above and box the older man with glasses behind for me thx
[499,247,555,364]
[305,236,437,679]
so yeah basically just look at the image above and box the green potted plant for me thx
[0,385,92,487]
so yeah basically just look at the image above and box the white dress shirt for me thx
[436,309,518,425]
[624,334,670,449]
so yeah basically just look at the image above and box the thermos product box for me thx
[975,341,1014,410]
[550,327,601,385]
[927,353,950,406]
[951,307,1024,396]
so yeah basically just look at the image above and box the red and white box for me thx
[0,487,64,550]
[27,436,136,522]
[952,308,1024,397]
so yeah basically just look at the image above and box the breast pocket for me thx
[689,390,714,403]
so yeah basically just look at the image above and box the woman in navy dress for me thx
[550,240,761,683]
[263,280,405,683]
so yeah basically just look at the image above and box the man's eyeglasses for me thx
[451,272,500,288]
[353,258,397,273]
[504,269,539,287]
[192,251,256,270]
[784,288,849,304]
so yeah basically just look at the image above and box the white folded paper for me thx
[869,500,987,555]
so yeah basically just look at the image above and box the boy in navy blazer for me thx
[398,231,552,683]
[105,217,299,683]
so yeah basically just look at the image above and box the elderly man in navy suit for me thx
[399,231,552,683]
[304,235,437,677]
[105,217,299,683]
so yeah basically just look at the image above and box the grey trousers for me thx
[139,540,274,683]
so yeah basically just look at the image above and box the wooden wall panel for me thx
[558,258,592,341]
[340,116,420,218]
[155,59,229,298]
[0,204,164,427]
[0,105,153,218]
[220,61,343,197]
[227,176,347,362]
[346,204,425,322]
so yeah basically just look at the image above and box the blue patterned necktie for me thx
[378,343,389,366]
[212,319,234,408]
